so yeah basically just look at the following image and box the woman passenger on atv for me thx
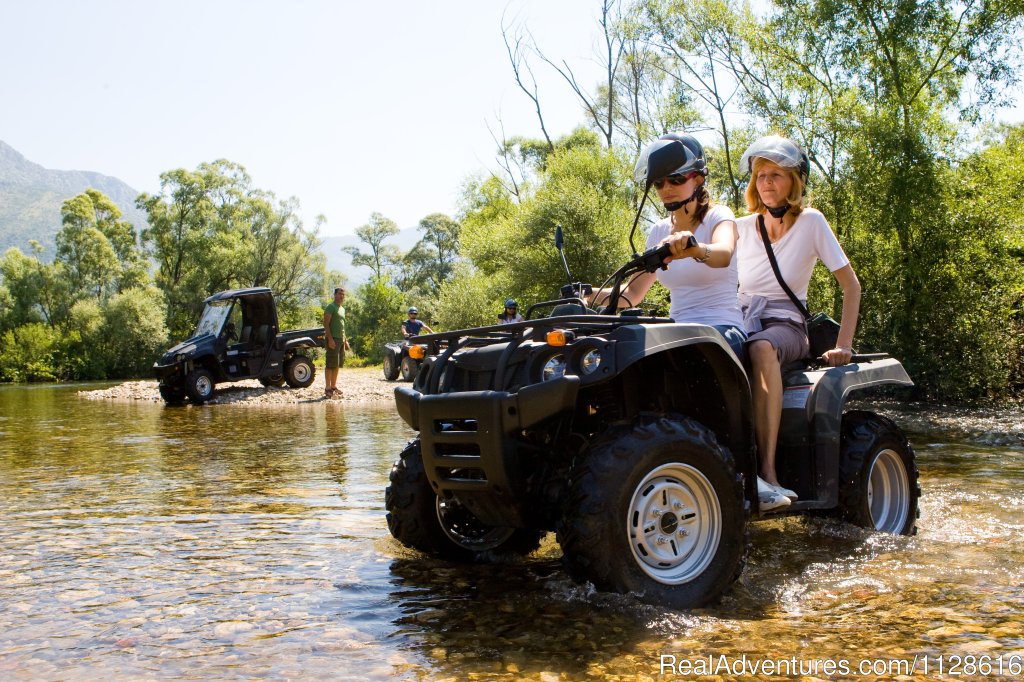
[592,132,747,359]
[736,135,861,510]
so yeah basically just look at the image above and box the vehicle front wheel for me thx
[557,416,748,609]
[383,353,400,381]
[385,440,543,560]
[159,382,186,405]
[400,356,419,382]
[838,411,920,535]
[284,355,315,388]
[259,374,286,387]
[184,369,215,404]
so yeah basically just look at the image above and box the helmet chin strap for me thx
[767,204,790,219]
[663,187,701,214]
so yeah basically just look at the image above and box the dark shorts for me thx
[745,318,809,365]
[325,344,346,369]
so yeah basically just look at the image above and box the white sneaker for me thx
[757,476,792,512]
[772,483,798,501]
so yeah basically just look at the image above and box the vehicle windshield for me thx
[194,301,232,338]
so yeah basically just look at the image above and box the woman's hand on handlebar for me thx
[659,231,700,262]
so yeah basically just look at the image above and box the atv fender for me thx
[792,358,914,506]
[281,336,317,351]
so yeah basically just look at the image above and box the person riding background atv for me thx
[497,299,524,325]
[401,307,433,339]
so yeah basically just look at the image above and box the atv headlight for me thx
[580,348,602,375]
[542,355,566,381]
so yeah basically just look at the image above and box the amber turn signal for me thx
[546,330,575,347]
[408,344,427,359]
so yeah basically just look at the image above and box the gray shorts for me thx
[745,318,809,365]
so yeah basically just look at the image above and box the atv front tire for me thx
[184,369,215,404]
[284,355,315,388]
[838,411,920,535]
[385,440,543,560]
[558,416,747,609]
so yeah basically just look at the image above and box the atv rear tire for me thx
[838,411,920,535]
[259,374,286,388]
[400,356,419,382]
[383,353,400,381]
[557,416,747,609]
[284,355,315,388]
[184,369,215,404]
[385,440,543,560]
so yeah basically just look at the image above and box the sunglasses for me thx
[653,174,695,190]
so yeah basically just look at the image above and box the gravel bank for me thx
[79,371,1023,445]
[79,367,397,405]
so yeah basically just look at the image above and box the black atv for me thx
[384,141,919,609]
[383,340,421,382]
[154,287,325,404]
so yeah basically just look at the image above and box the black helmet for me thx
[739,135,810,186]
[504,299,517,308]
[408,306,418,314]
[634,132,708,185]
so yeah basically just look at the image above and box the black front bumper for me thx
[394,376,580,526]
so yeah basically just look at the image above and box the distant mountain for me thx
[320,226,422,287]
[0,140,148,257]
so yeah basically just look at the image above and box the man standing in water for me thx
[323,287,350,398]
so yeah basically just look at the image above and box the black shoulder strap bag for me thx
[756,214,841,358]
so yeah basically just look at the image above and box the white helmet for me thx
[739,135,810,184]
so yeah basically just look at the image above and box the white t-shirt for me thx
[736,208,849,321]
[644,204,743,328]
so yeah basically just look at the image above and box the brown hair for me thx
[744,157,805,216]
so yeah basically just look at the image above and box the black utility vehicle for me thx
[383,341,421,382]
[154,287,325,404]
[384,141,920,609]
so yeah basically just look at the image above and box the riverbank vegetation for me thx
[2,0,1023,402]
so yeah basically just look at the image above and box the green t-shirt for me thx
[324,302,346,340]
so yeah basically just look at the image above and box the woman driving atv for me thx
[736,135,861,511]
[592,132,746,359]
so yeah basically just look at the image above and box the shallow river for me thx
[1,384,1022,680]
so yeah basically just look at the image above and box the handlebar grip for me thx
[638,235,696,272]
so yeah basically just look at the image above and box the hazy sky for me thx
[4,1,1022,239]
[0,0,608,235]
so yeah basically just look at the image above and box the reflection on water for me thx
[1,383,1022,680]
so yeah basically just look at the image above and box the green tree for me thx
[139,160,326,339]
[450,129,636,323]
[396,213,461,298]
[347,276,405,363]
[343,213,402,281]
[57,189,149,298]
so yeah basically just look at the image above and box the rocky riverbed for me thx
[79,367,396,405]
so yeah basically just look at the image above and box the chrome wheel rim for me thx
[867,448,910,533]
[292,361,311,383]
[628,463,721,585]
[194,374,213,397]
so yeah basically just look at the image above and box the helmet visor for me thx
[739,136,805,175]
